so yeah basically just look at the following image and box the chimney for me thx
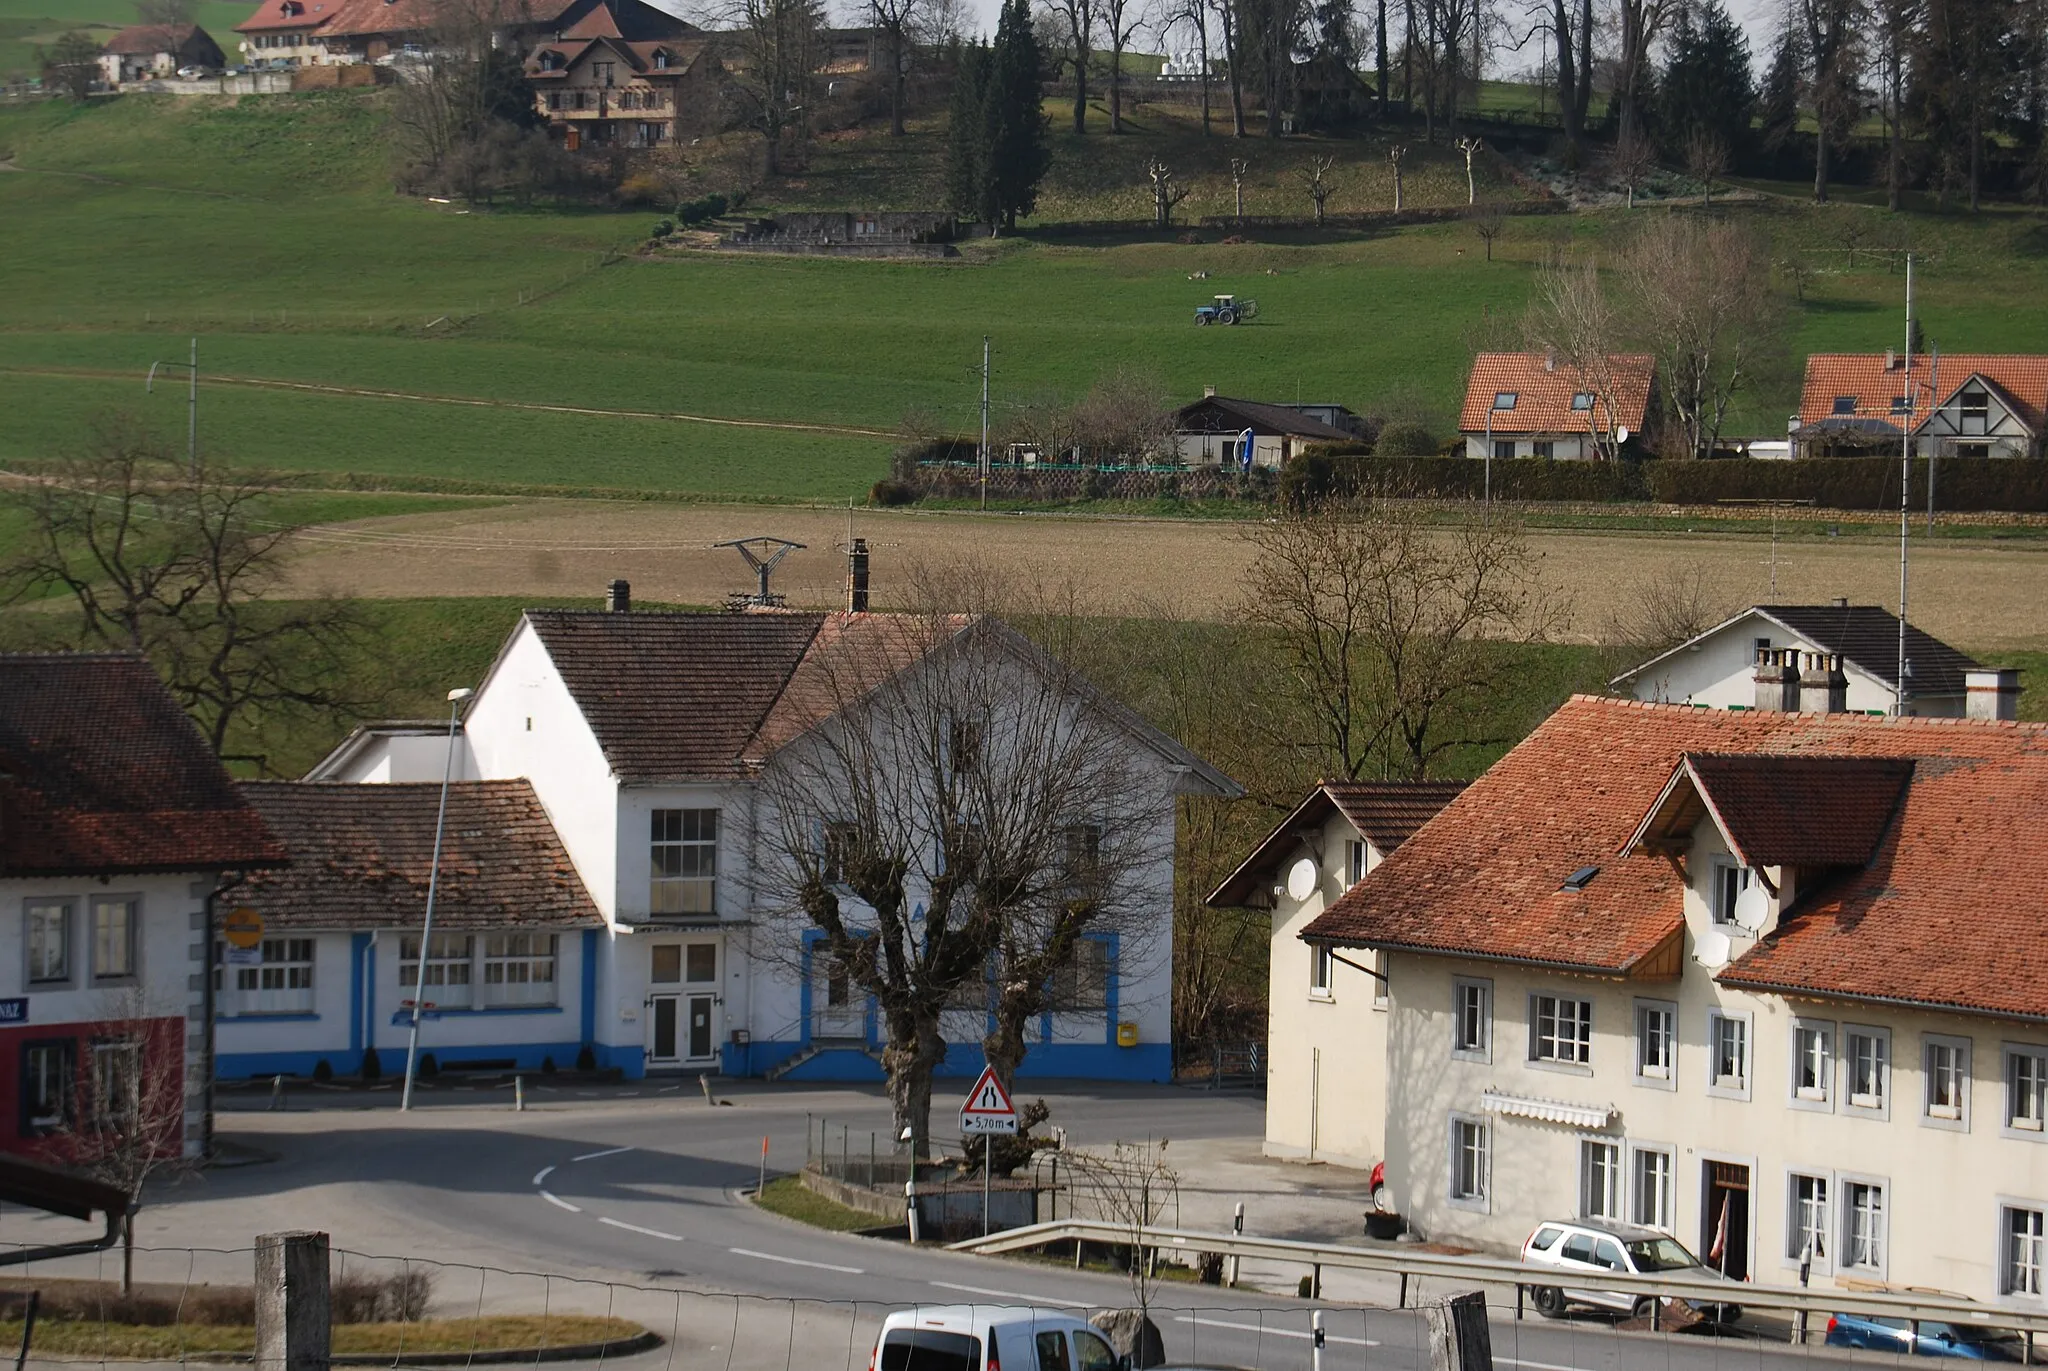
[1966,667,2022,722]
[1543,349,1557,372]
[1204,384,1217,398]
[1754,645,1802,711]
[1885,348,1898,371]
[1798,651,1848,713]
[847,538,870,614]
[605,578,631,613]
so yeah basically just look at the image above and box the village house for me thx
[0,654,280,1159]
[526,20,719,150]
[1612,600,2018,719]
[1795,353,2048,459]
[247,575,1236,1083]
[97,23,224,82]
[233,0,684,68]
[1172,392,1356,470]
[1247,679,2048,1308]
[1459,352,1655,460]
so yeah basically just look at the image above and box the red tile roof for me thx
[102,22,206,52]
[1458,352,1655,437]
[1629,754,1914,867]
[1797,353,2048,431]
[237,780,600,930]
[1303,695,2048,1021]
[235,0,336,34]
[0,654,282,878]
[1206,780,1467,907]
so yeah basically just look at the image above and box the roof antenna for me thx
[1898,254,1912,716]
[716,536,805,610]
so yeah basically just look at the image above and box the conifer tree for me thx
[1757,26,1805,152]
[985,0,1052,230]
[1660,0,1755,158]
[946,40,993,225]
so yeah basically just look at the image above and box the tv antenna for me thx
[716,536,806,609]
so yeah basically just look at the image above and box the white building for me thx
[1251,682,2048,1309]
[235,585,1235,1083]
[1612,601,2019,719]
[1795,354,2048,459]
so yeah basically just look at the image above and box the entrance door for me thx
[687,994,714,1060]
[650,995,680,1064]
[1701,1161,1752,1282]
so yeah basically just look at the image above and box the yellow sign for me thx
[222,907,265,950]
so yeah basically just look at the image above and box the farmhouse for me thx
[0,654,280,1159]
[1249,682,2048,1305]
[233,0,688,68]
[1795,353,2048,459]
[97,23,224,82]
[1459,352,1655,460]
[1173,392,1355,470]
[253,578,1236,1083]
[1612,600,2016,719]
[527,29,721,148]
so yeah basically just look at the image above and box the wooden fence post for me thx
[1424,1291,1492,1371]
[254,1231,330,1371]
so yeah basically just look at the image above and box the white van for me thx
[869,1306,1122,1371]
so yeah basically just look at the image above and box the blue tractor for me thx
[1194,293,1258,325]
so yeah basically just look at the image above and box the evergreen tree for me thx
[984,0,1053,231]
[1660,0,1755,157]
[945,41,992,223]
[1757,26,1805,152]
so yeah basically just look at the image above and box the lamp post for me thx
[1484,392,1514,507]
[146,338,198,475]
[400,686,474,1112]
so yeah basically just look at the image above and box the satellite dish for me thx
[1732,876,1770,932]
[1694,927,1731,969]
[1286,857,1319,902]
[1616,425,1632,444]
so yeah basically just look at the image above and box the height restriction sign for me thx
[958,1065,1019,1135]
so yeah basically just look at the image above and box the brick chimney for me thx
[1204,384,1217,398]
[1798,651,1848,713]
[605,579,631,613]
[1966,667,2021,721]
[1754,646,1802,711]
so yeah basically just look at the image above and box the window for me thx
[1635,1001,1675,1084]
[226,937,316,1014]
[1925,1035,1971,1126]
[1345,840,1367,886]
[1529,994,1592,1066]
[1580,1139,1621,1220]
[1632,1147,1673,1230]
[1309,945,1333,998]
[1452,979,1491,1060]
[547,92,562,109]
[821,820,860,885]
[1035,1330,1072,1371]
[2010,1046,2048,1133]
[1957,441,1991,459]
[1449,1117,1488,1205]
[1709,860,1749,925]
[1571,392,1595,411]
[484,934,557,1006]
[685,944,716,984]
[1710,1011,1749,1094]
[1788,1173,1830,1262]
[1071,1330,1117,1371]
[1962,388,1989,428]
[1371,948,1389,1009]
[651,808,717,914]
[1493,392,1517,410]
[652,48,669,67]
[1841,1179,1887,1274]
[1493,440,1515,461]
[91,898,137,982]
[651,945,682,983]
[1891,395,1913,415]
[1792,1021,1833,1104]
[25,900,71,986]
[2004,1206,2046,1297]
[1532,440,1555,459]
[947,715,983,772]
[593,60,614,85]
[1832,396,1857,415]
[1846,1027,1889,1112]
[20,1041,74,1135]
[89,1040,140,1133]
[1049,938,1109,1012]
[398,933,471,1008]
[616,89,635,108]
[1061,824,1103,885]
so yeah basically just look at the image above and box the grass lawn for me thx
[0,1315,644,1358]
[753,1175,887,1233]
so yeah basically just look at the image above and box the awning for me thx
[1480,1090,1615,1130]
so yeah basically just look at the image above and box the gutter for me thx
[1301,932,1647,981]
[1712,974,2048,1028]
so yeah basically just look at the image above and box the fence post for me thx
[1227,1202,1243,1287]
[1423,1292,1493,1371]
[254,1231,330,1371]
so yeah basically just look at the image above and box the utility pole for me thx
[146,337,198,474]
[979,336,991,512]
[1898,255,1912,716]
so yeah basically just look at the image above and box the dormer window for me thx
[652,47,669,67]
[1710,859,1748,926]
[537,48,558,69]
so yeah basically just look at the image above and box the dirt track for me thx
[281,501,2048,650]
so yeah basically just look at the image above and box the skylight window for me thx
[1561,865,1599,891]
[1571,392,1595,411]
[1891,396,1912,414]
[1833,396,1858,415]
[1493,392,1518,410]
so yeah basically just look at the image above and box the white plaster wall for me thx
[1622,612,1960,715]
[215,930,354,1059]
[362,929,589,1056]
[4,874,202,1025]
[1460,434,1592,460]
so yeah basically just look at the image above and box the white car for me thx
[870,1305,1122,1371]
[1519,1220,1741,1323]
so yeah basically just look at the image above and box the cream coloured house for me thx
[1267,686,2048,1312]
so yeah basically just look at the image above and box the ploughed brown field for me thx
[280,501,2048,651]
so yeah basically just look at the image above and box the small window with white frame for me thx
[398,933,471,1009]
[1791,1019,1834,1107]
[1452,978,1492,1061]
[1787,1172,1830,1264]
[2004,1205,2046,1297]
[90,897,138,984]
[483,933,557,1007]
[1839,1177,1887,1276]
[1634,1000,1676,1086]
[1448,1115,1489,1209]
[24,899,72,988]
[1924,1034,1972,1128]
[1580,1138,1621,1220]
[1345,840,1367,886]
[1371,948,1389,1009]
[1631,1146,1673,1231]
[1708,1009,1750,1097]
[1529,993,1592,1067]
[1309,945,1333,999]
[224,937,316,1015]
[1709,860,1749,926]
[1845,1026,1890,1115]
[2007,1045,2048,1136]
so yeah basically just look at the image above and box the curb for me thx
[56,1331,666,1367]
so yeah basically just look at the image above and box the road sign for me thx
[222,907,264,950]
[959,1065,1018,1135]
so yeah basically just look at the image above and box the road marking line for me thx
[928,1281,1063,1303]
[728,1248,863,1274]
[599,1217,684,1242]
[572,1146,635,1162]
[532,1166,554,1186]
[539,1191,581,1213]
[1170,1316,1378,1347]
[1497,1359,1584,1371]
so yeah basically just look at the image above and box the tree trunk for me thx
[1814,122,1829,203]
[883,1011,946,1159]
[1225,24,1247,134]
[1402,0,1415,108]
[1110,33,1124,131]
[984,999,1031,1090]
[1376,0,1389,116]
[1970,84,1982,211]
[1552,0,1579,158]
[888,24,906,135]
[1571,0,1591,132]
[1070,20,1089,134]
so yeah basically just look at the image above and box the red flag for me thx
[1708,1192,1732,1265]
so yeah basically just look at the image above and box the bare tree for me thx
[1164,0,1216,132]
[1612,0,1673,147]
[1524,254,1627,461]
[1147,157,1193,226]
[1237,501,1562,781]
[1606,559,1732,653]
[390,0,559,205]
[1795,0,1865,203]
[1072,364,1177,461]
[1610,124,1655,206]
[1456,133,1482,201]
[1101,0,1143,130]
[1210,0,1248,133]
[1229,155,1251,216]
[1040,0,1095,132]
[1684,127,1728,207]
[1387,142,1407,208]
[0,419,373,765]
[1062,1140,1181,1327]
[41,30,101,101]
[1296,152,1337,224]
[1468,204,1505,258]
[133,0,196,24]
[871,0,922,135]
[719,0,824,173]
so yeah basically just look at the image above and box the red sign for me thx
[959,1066,1018,1135]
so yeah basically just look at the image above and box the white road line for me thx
[928,1281,1064,1303]
[1496,1359,1584,1371]
[1170,1316,1379,1347]
[539,1191,581,1213]
[599,1216,685,1242]
[532,1166,554,1186]
[572,1146,635,1162]
[728,1247,864,1274]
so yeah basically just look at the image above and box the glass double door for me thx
[648,942,718,1067]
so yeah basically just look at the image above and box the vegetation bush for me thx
[1375,421,1437,456]
[617,173,667,207]
[0,1268,431,1328]
[677,193,729,226]
[650,219,674,239]
[869,478,918,506]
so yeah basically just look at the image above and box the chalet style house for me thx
[97,23,224,82]
[1795,353,2048,459]
[1459,352,1655,460]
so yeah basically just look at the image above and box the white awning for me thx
[1480,1090,1615,1130]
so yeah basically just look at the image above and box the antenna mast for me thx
[716,536,806,610]
[978,336,991,512]
[1897,254,1912,715]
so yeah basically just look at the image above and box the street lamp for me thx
[1484,392,1515,507]
[146,338,199,475]
[400,685,474,1112]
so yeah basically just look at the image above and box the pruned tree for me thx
[1456,133,1482,202]
[1237,501,1562,782]
[1229,155,1251,216]
[1685,127,1728,206]
[0,418,374,766]
[1610,124,1655,207]
[1296,152,1337,224]
[1387,141,1407,208]
[42,30,101,101]
[1147,157,1194,226]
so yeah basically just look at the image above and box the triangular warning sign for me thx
[959,1065,1015,1118]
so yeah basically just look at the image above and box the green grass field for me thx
[0,0,254,78]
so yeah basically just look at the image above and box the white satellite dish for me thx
[1286,857,1319,902]
[1732,876,1770,932]
[1694,927,1731,969]
[1616,425,1632,444]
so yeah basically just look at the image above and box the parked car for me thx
[175,65,210,79]
[1825,1313,2025,1360]
[1520,1220,1742,1322]
[870,1307,1124,1371]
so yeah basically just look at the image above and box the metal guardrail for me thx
[949,1218,2048,1340]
